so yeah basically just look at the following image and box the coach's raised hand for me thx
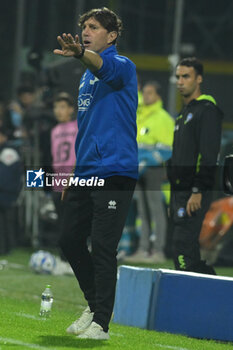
[53,33,83,57]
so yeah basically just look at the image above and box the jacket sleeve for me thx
[193,104,222,192]
[94,55,136,89]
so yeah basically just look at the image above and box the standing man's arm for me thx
[53,33,103,72]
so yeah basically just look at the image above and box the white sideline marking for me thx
[14,312,46,321]
[110,332,124,337]
[0,337,56,350]
[0,260,25,269]
[0,287,84,309]
[110,333,188,349]
[154,344,189,350]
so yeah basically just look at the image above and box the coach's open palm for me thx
[54,33,82,57]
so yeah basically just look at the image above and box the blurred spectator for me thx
[118,74,143,259]
[0,126,22,255]
[8,85,39,141]
[137,73,143,110]
[200,197,233,250]
[0,98,15,140]
[10,84,56,172]
[125,81,174,263]
[50,92,78,246]
[117,73,144,258]
[51,92,77,190]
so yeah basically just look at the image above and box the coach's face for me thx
[82,17,117,53]
[176,65,202,99]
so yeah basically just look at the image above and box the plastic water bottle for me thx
[39,285,53,317]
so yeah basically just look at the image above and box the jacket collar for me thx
[100,45,117,57]
[196,94,216,104]
[187,94,216,107]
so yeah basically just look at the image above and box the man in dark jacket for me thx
[0,127,22,254]
[167,57,223,275]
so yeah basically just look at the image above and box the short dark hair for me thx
[78,7,122,45]
[54,92,74,107]
[143,81,161,95]
[17,85,35,95]
[177,57,204,76]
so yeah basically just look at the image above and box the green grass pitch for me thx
[0,248,233,350]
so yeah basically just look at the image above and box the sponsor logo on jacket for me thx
[78,93,93,111]
[184,113,193,124]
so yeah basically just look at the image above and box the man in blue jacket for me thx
[54,7,138,340]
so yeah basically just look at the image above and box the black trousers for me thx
[59,176,136,331]
[171,190,216,275]
[0,206,15,255]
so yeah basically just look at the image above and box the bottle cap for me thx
[46,284,51,288]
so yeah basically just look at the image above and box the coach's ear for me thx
[223,154,233,195]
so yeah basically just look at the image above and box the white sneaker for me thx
[66,307,94,335]
[150,251,166,263]
[123,250,150,263]
[77,321,109,340]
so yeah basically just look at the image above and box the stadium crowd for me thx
[0,50,232,272]
[0,74,174,257]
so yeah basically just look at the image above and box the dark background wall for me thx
[0,1,17,100]
[1,0,233,122]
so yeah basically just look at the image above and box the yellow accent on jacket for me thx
[137,100,174,146]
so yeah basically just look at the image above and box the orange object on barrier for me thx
[199,197,233,249]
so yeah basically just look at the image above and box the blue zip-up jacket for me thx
[74,45,138,179]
